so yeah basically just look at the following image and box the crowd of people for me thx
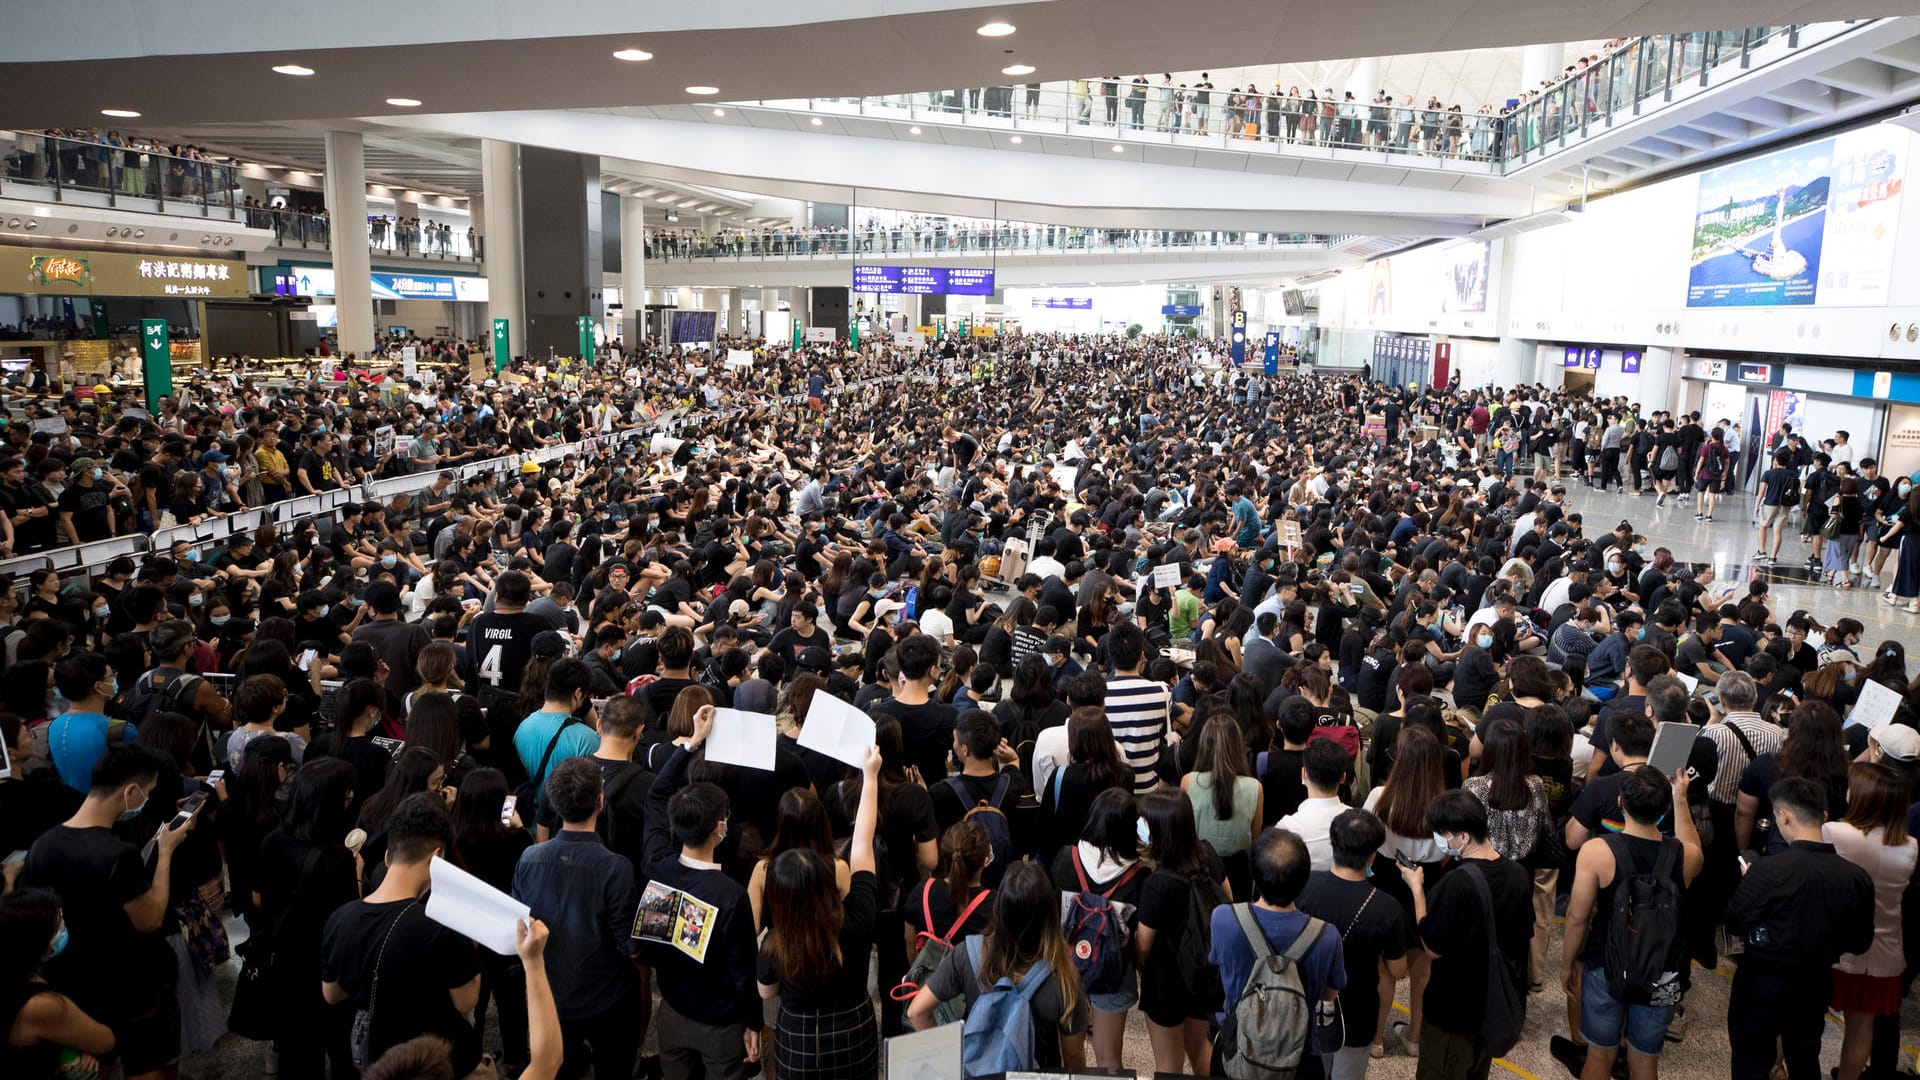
[1,130,239,200]
[645,219,1315,259]
[0,332,1910,1080]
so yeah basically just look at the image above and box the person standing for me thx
[513,756,643,1080]
[1299,809,1414,1076]
[1723,777,1874,1080]
[1821,762,1917,1080]
[1398,790,1532,1080]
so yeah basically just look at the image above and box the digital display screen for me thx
[851,265,996,295]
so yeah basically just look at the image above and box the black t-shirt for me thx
[297,449,339,492]
[1257,747,1308,827]
[321,898,483,1075]
[903,876,994,942]
[1298,874,1413,1046]
[22,825,173,1012]
[874,698,959,785]
[57,482,113,541]
[759,870,879,1011]
[535,755,656,878]
[1416,857,1532,1034]
[767,626,830,672]
[464,610,552,697]
[877,782,940,891]
[930,767,1034,845]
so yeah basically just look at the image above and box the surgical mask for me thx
[1432,831,1459,857]
[1637,627,1647,641]
[1607,561,1622,573]
[316,605,330,618]
[1475,634,1493,650]
[186,550,201,562]
[91,468,103,482]
[1901,483,1913,496]
[189,594,203,607]
[47,922,68,958]
[117,787,148,822]
[210,615,230,627]
[1136,817,1152,846]
[93,605,107,619]
[381,555,398,568]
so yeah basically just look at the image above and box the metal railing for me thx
[0,132,245,218]
[730,22,1859,173]
[644,226,1336,260]
[252,208,483,261]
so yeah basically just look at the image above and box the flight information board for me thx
[851,265,996,295]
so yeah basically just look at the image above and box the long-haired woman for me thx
[449,766,532,1071]
[1181,712,1264,901]
[907,860,1089,1070]
[1038,705,1133,862]
[1737,700,1851,853]
[1824,761,1917,1080]
[0,888,117,1078]
[1047,788,1144,1068]
[749,788,852,930]
[758,747,884,1079]
[1364,724,1449,1051]
[1463,716,1551,987]
[1134,786,1228,1075]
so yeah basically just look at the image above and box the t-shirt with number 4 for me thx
[465,609,553,698]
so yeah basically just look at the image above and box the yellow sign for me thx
[970,325,996,338]
[13,247,248,299]
[915,325,936,337]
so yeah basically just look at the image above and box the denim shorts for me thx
[1580,965,1675,1057]
[1089,968,1139,1014]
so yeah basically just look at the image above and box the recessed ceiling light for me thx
[612,48,653,62]
[909,126,922,134]
[685,85,719,95]
[272,63,315,76]
[1002,64,1035,76]
[712,108,726,117]
[1010,135,1023,144]
[385,98,422,107]
[976,21,1016,36]
[1112,144,1125,152]
[810,117,823,126]
[101,109,141,118]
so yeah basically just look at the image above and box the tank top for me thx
[1188,773,1259,856]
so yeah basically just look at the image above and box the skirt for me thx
[1830,970,1904,1016]
[1896,534,1920,599]
[774,1000,880,1080]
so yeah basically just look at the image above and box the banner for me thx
[1263,330,1280,376]
[577,316,595,368]
[1229,310,1247,366]
[850,320,859,350]
[803,327,836,343]
[492,319,510,372]
[17,248,248,298]
[141,319,171,412]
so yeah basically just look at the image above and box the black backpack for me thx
[1602,835,1686,1007]
[1777,470,1801,507]
[1462,863,1526,1057]
[1169,868,1229,1014]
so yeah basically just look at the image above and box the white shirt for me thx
[1026,555,1067,582]
[919,608,954,644]
[1032,724,1071,797]
[1277,795,1347,873]
[1537,575,1576,614]
[1832,441,1855,468]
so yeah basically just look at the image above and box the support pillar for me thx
[1345,58,1382,102]
[1523,44,1564,93]
[620,195,647,347]
[323,131,374,358]
[481,140,526,360]
[518,146,602,360]
[726,289,743,336]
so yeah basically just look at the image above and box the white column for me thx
[620,195,647,346]
[726,288,742,335]
[480,140,525,359]
[1345,58,1382,101]
[323,131,374,358]
[1522,44,1564,94]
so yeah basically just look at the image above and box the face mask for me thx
[1607,561,1622,573]
[381,555,398,568]
[1475,634,1493,650]
[93,605,107,619]
[210,615,231,626]
[1635,544,1646,554]
[1902,484,1913,496]
[47,923,68,959]
[91,468,103,482]
[1432,831,1459,857]
[117,787,148,822]
[1136,817,1152,846]
[107,676,118,697]
[189,594,203,608]
[1637,627,1647,641]
[186,550,202,563]
[316,605,330,618]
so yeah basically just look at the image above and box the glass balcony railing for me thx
[644,226,1338,260]
[0,131,245,217]
[731,21,1864,173]
[252,209,483,262]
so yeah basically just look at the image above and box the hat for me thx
[875,598,905,618]
[530,630,570,659]
[93,384,111,396]
[1044,634,1073,656]
[198,449,229,466]
[69,457,96,473]
[520,461,542,474]
[795,645,833,673]
[727,599,751,618]
[1873,724,1920,762]
[1820,645,1863,669]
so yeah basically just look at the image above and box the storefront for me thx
[1682,355,1889,493]
[0,245,250,376]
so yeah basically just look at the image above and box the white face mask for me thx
[1432,831,1460,857]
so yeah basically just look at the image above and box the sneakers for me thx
[1694,513,1703,521]
[1666,1003,1689,1042]
[1550,1036,1588,1078]
[1655,494,1667,507]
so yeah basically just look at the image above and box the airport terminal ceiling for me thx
[3,0,1916,127]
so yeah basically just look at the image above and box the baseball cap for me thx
[1819,645,1863,669]
[198,449,229,466]
[795,645,833,673]
[1044,634,1073,656]
[875,598,905,618]
[530,630,570,659]
[1871,724,1920,762]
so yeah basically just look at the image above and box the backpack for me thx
[1169,869,1229,1012]
[959,935,1050,1077]
[1707,443,1728,477]
[944,772,1015,887]
[1462,863,1526,1057]
[1062,848,1141,996]
[1777,470,1801,507]
[128,668,206,728]
[1217,905,1324,1080]
[1601,835,1686,1008]
[1656,445,1679,472]
[1308,720,1360,760]
[890,878,993,1031]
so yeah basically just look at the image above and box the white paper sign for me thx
[1675,672,1699,696]
[1152,563,1183,589]
[804,327,837,343]
[706,709,777,771]
[797,692,875,768]
[425,854,531,956]
[1848,678,1902,730]
[885,1021,963,1080]
[31,417,66,435]
[725,349,754,369]
[650,433,685,457]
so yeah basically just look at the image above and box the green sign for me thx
[791,317,802,351]
[492,318,510,372]
[576,316,595,368]
[849,320,859,350]
[87,300,109,340]
[141,319,170,412]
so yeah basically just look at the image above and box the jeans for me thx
[1326,1043,1373,1080]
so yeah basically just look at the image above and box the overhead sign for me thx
[280,266,487,302]
[1161,304,1203,316]
[850,265,996,295]
[1622,350,1642,373]
[15,248,248,298]
[803,326,837,343]
[1031,297,1092,309]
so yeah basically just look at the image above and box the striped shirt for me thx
[1700,713,1785,804]
[1105,675,1171,793]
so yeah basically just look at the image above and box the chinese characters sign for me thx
[16,248,247,298]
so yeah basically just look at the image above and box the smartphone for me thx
[169,790,209,831]
[206,769,226,787]
[1737,849,1760,874]
[1394,851,1417,870]
[500,795,518,826]
[298,648,319,673]
[2,849,25,868]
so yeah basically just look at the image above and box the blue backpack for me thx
[960,935,1051,1077]
[1062,847,1140,996]
[943,773,1014,887]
